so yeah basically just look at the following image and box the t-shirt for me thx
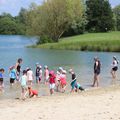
[9,69,16,79]
[29,89,38,95]
[0,72,3,78]
[60,74,67,85]
[113,60,118,67]
[36,67,40,76]
[44,69,49,78]
[49,75,56,84]
[20,75,27,86]
[27,70,33,81]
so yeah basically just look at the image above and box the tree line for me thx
[0,0,120,43]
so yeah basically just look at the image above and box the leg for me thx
[92,74,97,87]
[96,75,100,87]
[111,69,115,79]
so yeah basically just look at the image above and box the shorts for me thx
[71,79,76,90]
[21,85,27,92]
[10,78,15,84]
[49,83,55,89]
[112,67,118,71]
[94,69,100,75]
[0,78,3,85]
[21,85,27,89]
[36,76,41,81]
[45,76,49,82]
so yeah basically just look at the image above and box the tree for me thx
[0,13,26,35]
[113,5,120,31]
[86,0,114,32]
[26,0,85,43]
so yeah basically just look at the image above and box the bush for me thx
[37,35,53,44]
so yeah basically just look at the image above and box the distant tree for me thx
[113,5,120,31]
[26,0,85,43]
[86,0,114,32]
[0,13,26,34]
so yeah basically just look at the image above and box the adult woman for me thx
[93,57,101,87]
[15,58,23,80]
[111,56,119,80]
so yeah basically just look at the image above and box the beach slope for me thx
[0,86,120,120]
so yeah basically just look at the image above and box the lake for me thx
[0,35,120,99]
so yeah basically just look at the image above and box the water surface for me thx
[0,35,120,99]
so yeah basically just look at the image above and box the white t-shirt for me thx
[27,70,33,81]
[112,60,118,67]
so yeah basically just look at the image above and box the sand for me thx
[0,85,120,120]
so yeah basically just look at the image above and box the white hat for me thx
[39,65,42,68]
[58,67,63,71]
[36,62,39,65]
[44,65,48,69]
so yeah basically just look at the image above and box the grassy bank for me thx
[32,31,120,52]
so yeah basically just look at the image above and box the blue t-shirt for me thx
[9,69,16,79]
[0,72,3,78]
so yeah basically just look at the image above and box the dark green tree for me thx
[0,13,26,34]
[113,4,120,31]
[86,0,114,32]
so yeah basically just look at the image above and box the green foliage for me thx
[0,12,26,35]
[37,35,53,44]
[34,31,120,52]
[113,5,120,31]
[26,0,85,42]
[86,0,114,32]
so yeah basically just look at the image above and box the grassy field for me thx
[32,31,120,52]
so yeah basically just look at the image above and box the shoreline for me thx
[0,85,120,120]
[0,84,120,101]
[30,31,120,52]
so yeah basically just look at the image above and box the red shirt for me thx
[49,75,56,84]
[29,89,38,95]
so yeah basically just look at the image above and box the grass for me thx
[32,31,120,52]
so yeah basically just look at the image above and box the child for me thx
[36,63,42,84]
[55,67,63,92]
[27,68,34,86]
[49,71,56,95]
[69,69,77,92]
[75,82,84,92]
[9,66,17,86]
[44,65,49,84]
[28,87,38,98]
[0,68,5,91]
[59,70,67,93]
[20,70,28,100]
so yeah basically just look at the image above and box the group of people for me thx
[0,56,119,100]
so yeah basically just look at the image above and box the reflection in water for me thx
[0,35,120,99]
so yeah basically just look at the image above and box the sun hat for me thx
[44,65,48,69]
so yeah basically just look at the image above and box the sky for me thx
[0,0,120,16]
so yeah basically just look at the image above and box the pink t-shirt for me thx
[60,74,67,85]
[44,69,49,79]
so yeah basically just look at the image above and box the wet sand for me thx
[0,85,120,120]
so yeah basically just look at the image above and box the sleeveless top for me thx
[94,60,101,72]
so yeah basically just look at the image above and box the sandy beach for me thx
[0,85,120,120]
